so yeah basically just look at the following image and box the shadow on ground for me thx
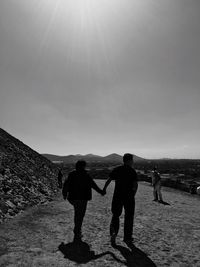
[58,240,124,264]
[159,201,170,206]
[112,242,157,267]
[58,239,157,266]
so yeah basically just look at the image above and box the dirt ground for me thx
[0,181,200,267]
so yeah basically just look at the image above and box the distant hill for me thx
[0,128,59,223]
[103,153,123,162]
[42,153,146,163]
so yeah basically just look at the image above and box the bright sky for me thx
[0,0,200,159]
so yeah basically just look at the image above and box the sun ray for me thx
[40,0,61,51]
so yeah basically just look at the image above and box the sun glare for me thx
[37,0,134,33]
[26,0,152,36]
[27,0,152,64]
[60,0,122,32]
[35,0,126,57]
[31,0,150,42]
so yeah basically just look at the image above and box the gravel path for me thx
[0,181,200,267]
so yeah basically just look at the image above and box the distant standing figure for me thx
[62,160,104,241]
[152,167,163,203]
[102,153,138,245]
[58,169,63,189]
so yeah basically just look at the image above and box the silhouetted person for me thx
[62,160,104,241]
[152,167,163,203]
[58,169,63,189]
[103,153,138,245]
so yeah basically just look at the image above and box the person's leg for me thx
[157,183,163,202]
[124,197,135,241]
[110,198,123,238]
[73,200,88,239]
[153,185,158,201]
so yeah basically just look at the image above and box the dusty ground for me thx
[0,181,200,267]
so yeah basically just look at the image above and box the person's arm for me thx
[91,179,105,195]
[103,168,117,194]
[102,176,112,194]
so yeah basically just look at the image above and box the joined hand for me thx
[101,189,106,196]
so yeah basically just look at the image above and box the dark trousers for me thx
[153,181,163,201]
[110,197,135,240]
[69,200,88,237]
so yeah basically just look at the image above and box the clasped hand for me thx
[100,188,106,196]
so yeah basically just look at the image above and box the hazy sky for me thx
[0,0,200,159]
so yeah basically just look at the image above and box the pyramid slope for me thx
[0,128,59,223]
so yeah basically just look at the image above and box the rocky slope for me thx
[0,128,59,223]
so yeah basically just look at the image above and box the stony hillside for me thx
[0,128,59,223]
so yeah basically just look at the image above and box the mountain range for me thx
[42,153,146,163]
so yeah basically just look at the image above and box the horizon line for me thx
[41,152,200,161]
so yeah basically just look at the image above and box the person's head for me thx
[123,153,133,167]
[153,166,157,172]
[75,160,86,171]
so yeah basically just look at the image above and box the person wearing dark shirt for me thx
[62,160,104,241]
[103,153,138,245]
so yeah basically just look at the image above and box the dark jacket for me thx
[62,170,101,200]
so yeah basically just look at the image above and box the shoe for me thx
[110,234,117,246]
[153,199,158,202]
